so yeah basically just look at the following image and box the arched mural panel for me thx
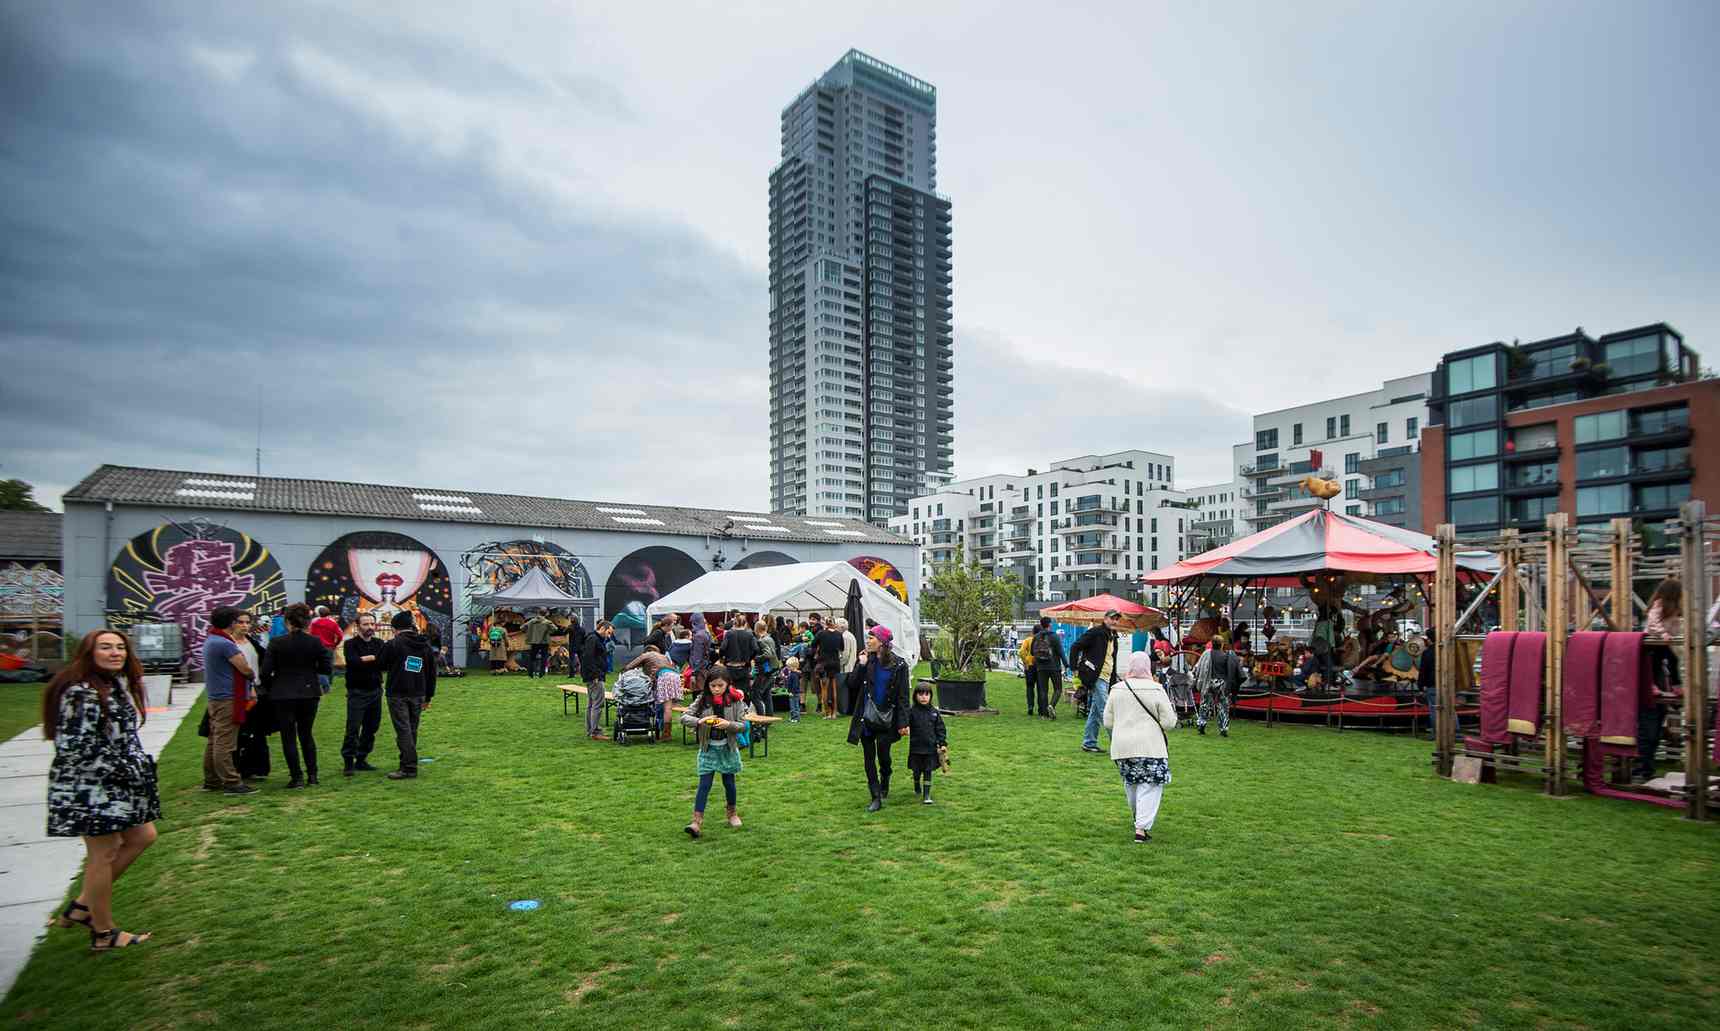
[603,545,704,644]
[306,530,451,644]
[733,550,797,570]
[849,555,908,603]
[106,520,286,669]
[461,538,593,603]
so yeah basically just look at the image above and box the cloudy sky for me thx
[4,1,1716,510]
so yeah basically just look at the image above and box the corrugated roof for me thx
[0,511,61,560]
[61,466,911,547]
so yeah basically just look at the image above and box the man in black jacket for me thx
[1071,611,1124,753]
[1028,616,1066,719]
[382,611,438,779]
[578,620,612,741]
[1196,639,1244,737]
[719,615,759,707]
[340,612,386,775]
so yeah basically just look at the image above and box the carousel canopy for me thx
[1142,508,1498,586]
[468,566,587,610]
[1039,594,1167,630]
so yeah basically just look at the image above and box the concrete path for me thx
[0,690,199,998]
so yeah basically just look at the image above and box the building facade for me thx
[1421,323,1714,540]
[768,50,954,523]
[1183,481,1242,552]
[888,450,1187,600]
[1238,374,1431,532]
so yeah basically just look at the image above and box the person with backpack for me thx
[1103,652,1178,843]
[1071,611,1124,753]
[381,610,437,780]
[1028,616,1066,720]
[1195,638,1243,737]
[485,620,507,673]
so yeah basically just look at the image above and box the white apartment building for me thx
[1183,481,1242,552]
[888,450,1196,600]
[1237,373,1431,532]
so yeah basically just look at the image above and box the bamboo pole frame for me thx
[1499,529,1520,631]
[1678,501,1711,822]
[1544,512,1569,797]
[1435,524,1457,777]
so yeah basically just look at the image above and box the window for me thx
[1634,482,1691,512]
[1340,415,1351,436]
[1344,452,1359,474]
[1256,428,1278,450]
[1604,335,1659,378]
[1257,453,1279,470]
[1449,430,1498,461]
[1345,479,1359,500]
[1576,484,1629,516]
[1406,417,1419,440]
[1374,497,1406,516]
[1376,422,1388,444]
[1507,461,1558,488]
[1447,353,1497,394]
[1522,343,1576,380]
[1448,395,1499,429]
[1346,504,1361,515]
[1632,404,1689,436]
[1292,423,1303,445]
[1634,446,1689,473]
[1508,423,1558,452]
[1050,500,1059,515]
[1451,496,1499,527]
[1326,416,1336,439]
[1449,463,1499,494]
[1509,494,1559,523]
[1573,411,1626,444]
[1373,469,1406,488]
[1050,482,1059,497]
[1575,446,1630,480]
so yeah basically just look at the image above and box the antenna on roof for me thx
[254,406,263,477]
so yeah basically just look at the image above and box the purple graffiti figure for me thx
[142,539,256,669]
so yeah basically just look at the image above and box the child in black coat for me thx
[905,684,947,804]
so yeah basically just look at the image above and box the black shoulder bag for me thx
[861,664,896,731]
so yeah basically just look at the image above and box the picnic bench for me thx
[671,707,784,758]
[559,684,616,726]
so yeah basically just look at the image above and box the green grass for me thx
[0,682,45,742]
[3,667,1715,1030]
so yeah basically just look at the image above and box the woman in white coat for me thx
[1102,652,1178,843]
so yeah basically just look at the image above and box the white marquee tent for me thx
[647,561,918,662]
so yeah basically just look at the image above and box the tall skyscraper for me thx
[768,50,954,523]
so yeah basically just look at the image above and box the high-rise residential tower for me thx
[768,50,954,523]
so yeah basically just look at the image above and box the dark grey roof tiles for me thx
[0,511,62,560]
[61,466,910,546]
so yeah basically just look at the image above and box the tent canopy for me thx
[1040,594,1167,630]
[648,561,919,662]
[1143,508,1498,586]
[469,566,588,610]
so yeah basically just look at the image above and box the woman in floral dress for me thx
[43,629,161,950]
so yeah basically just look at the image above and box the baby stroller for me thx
[611,668,659,745]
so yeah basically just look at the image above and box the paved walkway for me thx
[0,690,199,997]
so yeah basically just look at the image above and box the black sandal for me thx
[89,928,151,952]
[50,900,92,929]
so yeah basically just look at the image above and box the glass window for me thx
[1292,423,1303,445]
[1575,446,1630,480]
[1340,415,1351,436]
[1631,404,1689,436]
[1509,494,1559,523]
[1508,423,1558,452]
[1344,452,1359,474]
[1449,429,1498,461]
[1447,353,1497,394]
[1256,428,1278,450]
[1325,416,1336,439]
[1257,452,1279,470]
[1507,461,1559,487]
[1449,463,1499,494]
[1346,504,1361,515]
[1510,389,1580,412]
[1373,469,1406,488]
[1050,482,1059,497]
[1576,484,1629,516]
[1448,395,1499,429]
[1376,422,1388,444]
[1604,335,1659,378]
[1374,497,1406,516]
[1406,416,1419,439]
[1451,496,1499,527]
[1573,411,1626,443]
[1345,479,1360,500]
[1634,482,1691,512]
[1520,343,1575,380]
[1634,446,1689,473]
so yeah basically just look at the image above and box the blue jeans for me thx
[317,674,332,695]
[788,691,801,719]
[1082,679,1110,749]
[694,772,736,813]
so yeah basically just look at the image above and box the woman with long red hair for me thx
[42,629,160,950]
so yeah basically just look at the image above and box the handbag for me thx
[862,692,895,732]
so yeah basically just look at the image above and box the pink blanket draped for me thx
[1561,632,1607,738]
[1478,631,1518,746]
[1507,631,1547,737]
[1599,632,1650,748]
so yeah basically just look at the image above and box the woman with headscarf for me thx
[1102,653,1178,844]
[846,625,910,811]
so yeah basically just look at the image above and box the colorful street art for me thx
[849,555,909,603]
[0,562,63,621]
[461,538,593,605]
[603,545,704,643]
[106,521,286,670]
[306,531,452,644]
[733,550,796,570]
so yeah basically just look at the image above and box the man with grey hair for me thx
[837,618,858,677]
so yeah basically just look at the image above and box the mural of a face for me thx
[307,531,451,643]
[106,521,286,670]
[603,546,703,645]
[849,556,909,604]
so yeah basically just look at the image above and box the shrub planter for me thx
[933,676,989,713]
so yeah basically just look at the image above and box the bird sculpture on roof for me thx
[1299,474,1343,502]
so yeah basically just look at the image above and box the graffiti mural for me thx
[849,556,909,603]
[106,521,286,670]
[0,562,63,621]
[733,550,797,570]
[603,546,704,644]
[461,538,593,605]
[306,531,451,644]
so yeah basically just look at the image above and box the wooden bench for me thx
[672,707,784,758]
[559,684,615,726]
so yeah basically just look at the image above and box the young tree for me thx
[0,479,49,512]
[921,545,1019,679]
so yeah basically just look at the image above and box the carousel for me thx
[1143,482,1497,728]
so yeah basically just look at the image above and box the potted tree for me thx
[920,545,1019,712]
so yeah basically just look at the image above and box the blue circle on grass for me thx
[509,899,541,912]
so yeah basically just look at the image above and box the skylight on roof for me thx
[610,516,666,526]
[738,524,791,533]
[183,478,257,490]
[413,493,474,504]
[175,488,256,501]
[418,504,483,515]
[596,506,648,515]
[825,529,867,538]
[804,520,844,527]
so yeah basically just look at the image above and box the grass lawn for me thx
[0,682,45,742]
[3,667,1715,1030]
